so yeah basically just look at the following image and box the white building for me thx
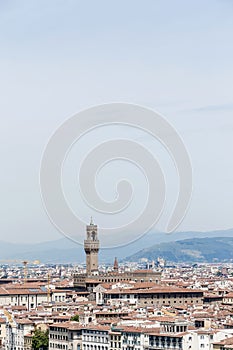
[49,323,110,350]
[0,286,67,310]
[48,320,233,350]
[0,317,7,347]
[121,327,149,350]
[5,318,34,350]
[82,326,109,350]
[49,322,82,350]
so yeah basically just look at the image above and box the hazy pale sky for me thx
[0,0,233,244]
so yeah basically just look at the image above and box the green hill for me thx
[125,237,233,263]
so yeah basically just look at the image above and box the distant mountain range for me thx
[1,228,233,264]
[125,236,233,263]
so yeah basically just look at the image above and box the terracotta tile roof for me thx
[16,318,34,325]
[224,293,233,298]
[96,283,111,288]
[105,286,203,295]
[49,321,82,330]
[84,324,110,331]
[11,305,27,310]
[120,326,160,334]
[213,336,233,346]
[132,282,159,289]
[0,285,67,295]
[3,282,44,289]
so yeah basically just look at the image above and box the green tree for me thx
[70,314,79,322]
[32,329,49,350]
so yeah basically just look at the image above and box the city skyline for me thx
[1,3,233,350]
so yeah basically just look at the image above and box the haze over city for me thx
[0,0,233,246]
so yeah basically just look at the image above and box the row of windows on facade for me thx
[149,339,182,345]
[122,339,141,345]
[83,336,108,343]
[84,330,108,335]
[50,343,68,349]
[10,295,65,302]
[50,327,69,332]
[50,332,206,347]
[142,300,198,304]
[50,329,108,335]
[55,296,65,301]
[105,294,200,299]
[105,298,199,305]
[110,342,121,348]
[11,296,34,302]
[5,341,24,346]
[50,333,108,343]
[98,279,158,283]
[83,345,108,350]
[49,344,107,350]
[110,336,120,341]
[75,278,159,284]
[50,334,68,340]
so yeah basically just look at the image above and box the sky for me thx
[0,0,233,244]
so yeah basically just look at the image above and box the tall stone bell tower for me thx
[84,217,100,276]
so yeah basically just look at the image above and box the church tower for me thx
[113,257,119,272]
[84,218,100,276]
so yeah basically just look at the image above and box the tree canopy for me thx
[71,314,79,322]
[32,329,49,350]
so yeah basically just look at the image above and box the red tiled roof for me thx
[105,287,203,295]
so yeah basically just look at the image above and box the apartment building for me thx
[121,327,149,350]
[5,318,34,350]
[148,332,185,350]
[82,326,109,350]
[49,322,82,350]
[49,323,111,350]
[109,329,121,350]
